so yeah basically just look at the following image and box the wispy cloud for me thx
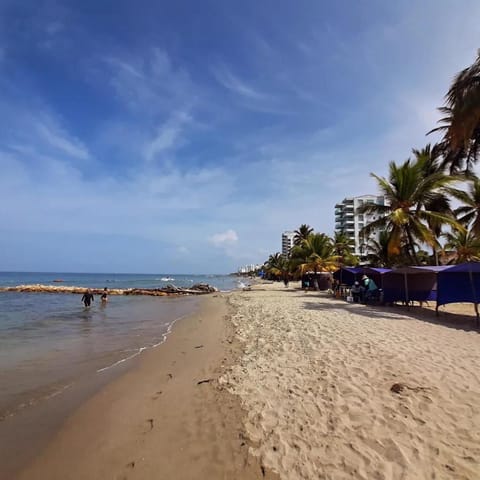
[143,111,192,163]
[212,64,267,100]
[104,48,196,116]
[34,118,90,160]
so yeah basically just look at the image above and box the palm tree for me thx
[448,176,480,237]
[290,233,339,289]
[366,229,393,267]
[430,51,480,173]
[264,253,291,280]
[443,227,480,263]
[359,158,459,265]
[293,224,314,246]
[332,231,358,266]
[413,144,454,264]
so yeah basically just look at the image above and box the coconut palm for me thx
[413,144,455,264]
[290,233,339,289]
[264,252,291,280]
[443,227,480,263]
[359,158,459,265]
[293,224,314,246]
[366,229,394,267]
[448,176,480,237]
[332,231,358,266]
[431,51,480,173]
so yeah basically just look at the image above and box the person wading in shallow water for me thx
[81,289,94,307]
[101,287,108,304]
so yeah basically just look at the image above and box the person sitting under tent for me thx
[350,281,364,303]
[362,275,379,303]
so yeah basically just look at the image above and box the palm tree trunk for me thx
[313,267,319,290]
[405,225,419,265]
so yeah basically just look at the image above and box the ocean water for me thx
[0,272,239,421]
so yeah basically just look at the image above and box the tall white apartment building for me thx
[334,195,386,257]
[281,231,295,256]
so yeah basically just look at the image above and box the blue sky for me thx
[0,1,479,273]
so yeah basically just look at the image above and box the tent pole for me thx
[404,272,409,307]
[468,267,479,327]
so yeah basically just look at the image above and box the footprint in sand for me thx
[152,390,163,400]
[146,418,154,431]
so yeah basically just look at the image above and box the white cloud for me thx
[35,120,90,160]
[143,111,192,163]
[104,48,196,116]
[209,229,239,247]
[212,64,266,100]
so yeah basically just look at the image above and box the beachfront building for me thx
[238,264,262,274]
[334,195,386,258]
[281,231,295,256]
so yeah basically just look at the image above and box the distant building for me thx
[281,231,295,256]
[334,195,386,257]
[237,264,262,274]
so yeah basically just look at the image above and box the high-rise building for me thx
[334,195,386,257]
[281,231,295,256]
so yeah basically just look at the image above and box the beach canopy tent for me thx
[382,266,450,304]
[333,266,391,286]
[333,267,363,285]
[362,267,391,289]
[437,262,480,308]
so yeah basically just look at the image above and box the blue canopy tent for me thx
[333,267,391,286]
[333,267,363,285]
[382,266,449,304]
[437,262,480,325]
[362,267,391,290]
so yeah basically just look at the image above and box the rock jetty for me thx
[0,283,218,297]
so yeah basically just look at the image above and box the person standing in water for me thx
[101,288,108,304]
[81,289,94,307]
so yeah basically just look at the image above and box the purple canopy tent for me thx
[362,267,391,290]
[333,267,391,287]
[437,262,480,326]
[382,266,449,304]
[333,267,363,285]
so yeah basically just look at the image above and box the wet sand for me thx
[12,294,275,480]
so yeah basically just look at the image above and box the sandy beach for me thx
[222,282,480,479]
[8,282,480,480]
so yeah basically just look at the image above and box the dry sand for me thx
[13,295,275,480]
[221,282,480,480]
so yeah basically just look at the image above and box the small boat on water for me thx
[161,277,175,282]
[52,279,64,283]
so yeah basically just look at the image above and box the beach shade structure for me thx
[333,267,363,285]
[382,266,449,304]
[361,267,391,290]
[437,262,480,325]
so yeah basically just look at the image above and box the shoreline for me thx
[11,293,276,480]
